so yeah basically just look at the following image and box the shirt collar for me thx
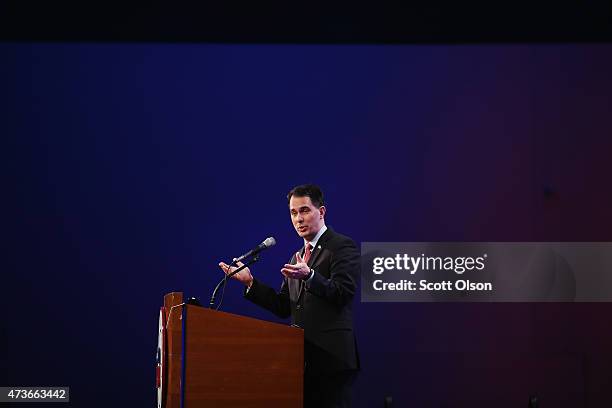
[305,224,327,250]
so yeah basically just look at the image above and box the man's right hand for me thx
[218,261,254,288]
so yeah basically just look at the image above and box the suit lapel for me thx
[296,228,332,300]
[308,244,322,267]
[308,227,332,267]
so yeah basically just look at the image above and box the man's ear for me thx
[319,206,326,219]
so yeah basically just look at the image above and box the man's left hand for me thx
[281,252,311,280]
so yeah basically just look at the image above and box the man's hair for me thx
[287,184,325,208]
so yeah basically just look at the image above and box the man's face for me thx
[289,195,326,242]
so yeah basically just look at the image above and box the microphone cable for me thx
[215,258,237,311]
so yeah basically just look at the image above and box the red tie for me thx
[303,243,312,264]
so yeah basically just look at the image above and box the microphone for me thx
[209,237,277,309]
[233,237,276,263]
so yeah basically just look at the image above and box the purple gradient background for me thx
[2,43,612,407]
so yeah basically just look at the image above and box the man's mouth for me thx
[298,226,307,232]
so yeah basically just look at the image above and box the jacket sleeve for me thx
[305,238,360,307]
[244,276,291,319]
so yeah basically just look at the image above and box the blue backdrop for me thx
[3,43,612,407]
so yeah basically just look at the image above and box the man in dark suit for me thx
[219,184,360,408]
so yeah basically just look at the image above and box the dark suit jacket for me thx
[245,227,360,372]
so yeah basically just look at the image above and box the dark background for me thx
[2,3,612,43]
[3,5,612,408]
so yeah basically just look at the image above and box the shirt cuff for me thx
[305,269,315,283]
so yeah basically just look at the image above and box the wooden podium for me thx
[157,292,304,408]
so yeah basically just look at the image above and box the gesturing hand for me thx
[281,251,312,280]
[218,260,254,287]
